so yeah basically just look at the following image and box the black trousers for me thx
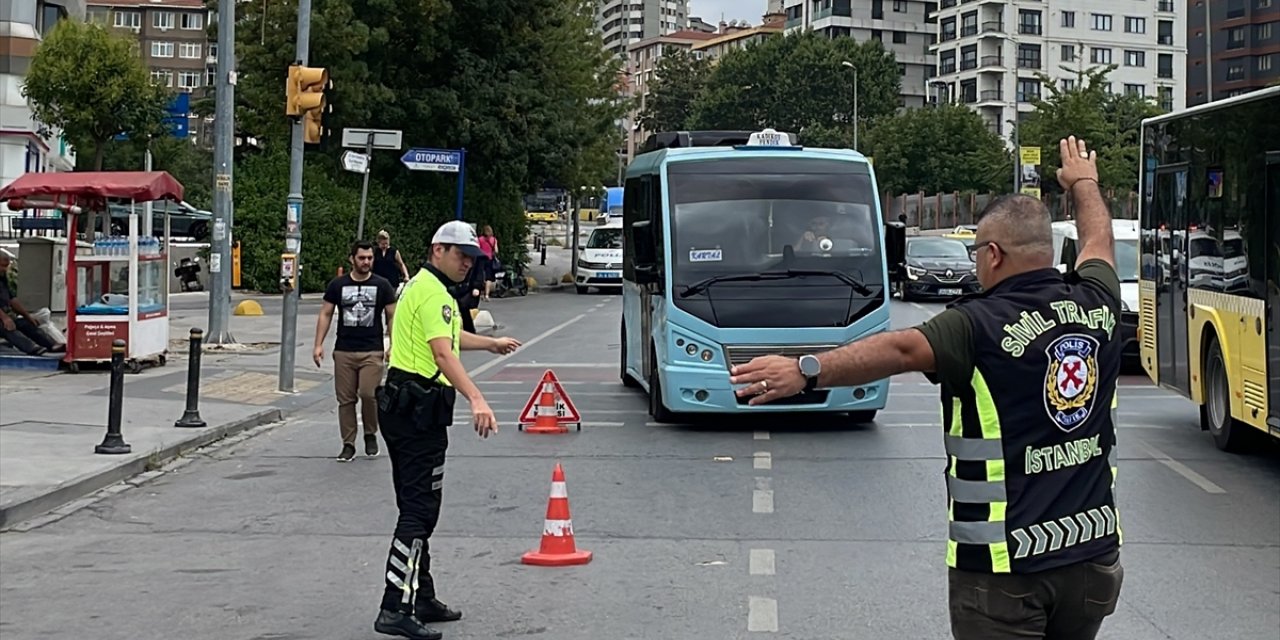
[377,372,452,614]
[948,550,1123,640]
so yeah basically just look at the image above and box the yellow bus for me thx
[1137,85,1280,452]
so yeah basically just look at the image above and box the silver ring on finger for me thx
[1080,152,1089,158]
[761,379,769,392]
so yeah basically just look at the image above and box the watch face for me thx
[799,355,820,377]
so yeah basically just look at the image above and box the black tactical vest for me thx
[941,266,1122,574]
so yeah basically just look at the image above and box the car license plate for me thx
[939,288,962,296]
[598,271,620,279]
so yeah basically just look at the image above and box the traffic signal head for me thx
[303,108,328,145]
[285,64,329,117]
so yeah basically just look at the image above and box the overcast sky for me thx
[688,0,763,23]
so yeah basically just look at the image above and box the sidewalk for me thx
[0,296,333,529]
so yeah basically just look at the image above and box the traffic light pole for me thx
[278,0,313,393]
[206,0,236,345]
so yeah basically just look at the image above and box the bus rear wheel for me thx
[1201,339,1252,453]
[847,410,877,425]
[648,358,676,424]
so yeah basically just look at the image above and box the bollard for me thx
[533,234,541,251]
[540,242,547,266]
[174,328,207,428]
[95,339,132,455]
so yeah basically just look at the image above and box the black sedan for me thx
[894,236,982,301]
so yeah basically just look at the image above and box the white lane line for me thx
[1135,441,1227,494]
[471,314,587,378]
[484,390,636,397]
[754,451,772,470]
[747,596,779,632]
[753,430,770,440]
[909,302,935,315]
[500,362,615,368]
[749,549,776,576]
[753,477,773,514]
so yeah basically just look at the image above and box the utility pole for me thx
[206,0,236,345]
[279,0,314,393]
[356,133,373,239]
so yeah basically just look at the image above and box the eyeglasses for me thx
[968,240,999,262]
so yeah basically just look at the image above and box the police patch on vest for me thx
[1044,334,1100,431]
[441,305,453,324]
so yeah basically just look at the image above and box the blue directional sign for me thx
[114,92,191,141]
[401,148,463,173]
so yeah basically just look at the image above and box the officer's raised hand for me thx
[472,397,498,438]
[730,355,806,405]
[488,336,521,355]
[1056,135,1098,189]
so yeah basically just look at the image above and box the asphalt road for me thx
[2,288,1277,640]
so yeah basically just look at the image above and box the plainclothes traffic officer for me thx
[372,220,520,640]
[730,137,1125,640]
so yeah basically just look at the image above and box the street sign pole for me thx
[207,0,236,345]
[278,0,312,393]
[455,148,467,220]
[400,147,466,219]
[357,132,373,239]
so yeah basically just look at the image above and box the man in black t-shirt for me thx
[314,240,398,462]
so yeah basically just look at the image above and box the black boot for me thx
[415,596,463,623]
[374,610,442,640]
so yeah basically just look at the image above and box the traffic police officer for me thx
[730,137,1125,639]
[373,220,520,640]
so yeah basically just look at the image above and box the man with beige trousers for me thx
[314,240,399,462]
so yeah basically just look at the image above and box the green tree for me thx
[22,20,171,170]
[1019,64,1164,193]
[866,104,1009,195]
[639,48,712,132]
[690,31,900,138]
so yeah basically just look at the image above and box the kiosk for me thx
[0,172,185,372]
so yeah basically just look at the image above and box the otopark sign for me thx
[401,147,468,220]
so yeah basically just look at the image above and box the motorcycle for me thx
[492,259,528,298]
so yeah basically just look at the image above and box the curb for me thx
[0,408,285,530]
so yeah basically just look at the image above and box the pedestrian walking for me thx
[477,225,498,301]
[729,136,1125,640]
[374,229,411,295]
[450,260,487,335]
[313,240,398,462]
[372,220,521,640]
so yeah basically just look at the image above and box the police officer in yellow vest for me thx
[373,220,520,640]
[730,137,1124,639]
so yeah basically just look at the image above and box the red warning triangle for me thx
[518,370,582,425]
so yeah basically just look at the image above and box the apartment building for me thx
[622,29,717,160]
[597,0,690,58]
[782,0,939,109]
[0,0,83,193]
[1187,0,1280,107]
[693,13,787,62]
[85,0,212,143]
[931,0,1185,144]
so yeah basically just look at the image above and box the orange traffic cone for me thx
[524,379,567,434]
[521,463,592,566]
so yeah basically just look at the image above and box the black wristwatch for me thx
[798,354,821,392]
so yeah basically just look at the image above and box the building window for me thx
[181,12,204,30]
[1061,11,1075,28]
[939,49,956,74]
[113,10,140,29]
[1124,83,1145,97]
[151,42,175,58]
[1228,26,1246,49]
[153,11,174,29]
[1091,13,1112,31]
[1256,23,1272,41]
[179,42,202,59]
[1158,53,1174,78]
[1061,78,1076,91]
[178,72,202,89]
[1260,54,1274,72]
[1124,17,1146,34]
[1158,86,1174,111]
[961,11,978,37]
[942,17,956,41]
[1226,63,1244,80]
[1017,44,1041,69]
[1125,50,1146,67]
[1017,78,1041,102]
[150,70,172,86]
[961,45,978,70]
[1018,10,1042,35]
[1061,44,1075,61]
[1090,47,1112,64]
[893,30,907,44]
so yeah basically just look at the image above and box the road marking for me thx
[500,362,615,368]
[1136,441,1227,494]
[472,314,587,378]
[754,451,772,470]
[749,549,776,576]
[909,302,935,315]
[484,390,636,397]
[753,430,770,440]
[747,596,779,632]
[753,477,773,513]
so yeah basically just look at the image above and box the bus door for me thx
[1266,152,1280,432]
[1155,165,1191,394]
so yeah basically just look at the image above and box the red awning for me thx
[0,171,185,204]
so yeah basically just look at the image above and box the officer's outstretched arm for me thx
[1057,136,1115,269]
[814,328,937,389]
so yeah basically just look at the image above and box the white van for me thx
[574,220,623,294]
[1051,219,1140,362]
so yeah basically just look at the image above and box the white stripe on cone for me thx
[549,482,568,498]
[543,518,574,537]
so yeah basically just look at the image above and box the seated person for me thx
[0,255,66,356]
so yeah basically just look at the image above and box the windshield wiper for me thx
[679,272,793,298]
[679,269,873,298]
[760,269,873,296]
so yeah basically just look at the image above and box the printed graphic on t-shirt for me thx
[341,285,378,328]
